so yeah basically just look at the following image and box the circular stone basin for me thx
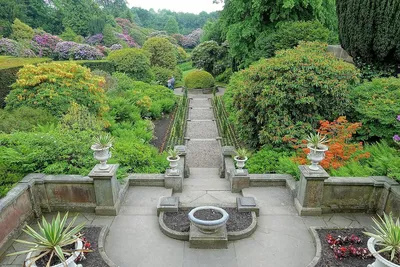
[188,206,229,234]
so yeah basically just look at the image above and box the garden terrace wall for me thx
[321,176,400,216]
[0,173,97,256]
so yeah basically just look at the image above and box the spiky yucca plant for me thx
[364,213,400,261]
[306,132,329,149]
[93,133,114,149]
[7,212,87,267]
[235,148,250,160]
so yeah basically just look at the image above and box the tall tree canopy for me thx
[217,0,337,67]
[336,0,400,67]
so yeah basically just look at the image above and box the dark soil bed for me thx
[35,226,108,267]
[315,228,374,267]
[163,208,252,232]
[194,209,223,220]
[151,113,173,151]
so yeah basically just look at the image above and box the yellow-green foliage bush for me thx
[184,70,215,89]
[225,42,360,148]
[10,19,34,41]
[107,48,153,82]
[5,62,108,117]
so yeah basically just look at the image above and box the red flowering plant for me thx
[326,233,371,260]
[293,116,370,169]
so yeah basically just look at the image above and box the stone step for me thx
[183,178,230,191]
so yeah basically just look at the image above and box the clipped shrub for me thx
[184,70,215,89]
[176,46,188,63]
[10,19,34,41]
[350,77,400,142]
[107,48,153,82]
[0,107,57,133]
[225,42,360,148]
[143,37,177,69]
[6,62,108,117]
[31,32,61,57]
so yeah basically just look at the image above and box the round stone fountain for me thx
[188,206,229,234]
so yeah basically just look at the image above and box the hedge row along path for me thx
[173,88,239,206]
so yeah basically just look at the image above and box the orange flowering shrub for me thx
[293,116,370,169]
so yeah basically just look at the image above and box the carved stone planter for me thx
[188,206,229,234]
[367,237,400,267]
[307,144,328,171]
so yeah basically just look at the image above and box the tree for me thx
[143,37,177,69]
[164,16,179,34]
[218,0,337,67]
[60,27,78,41]
[10,19,34,41]
[102,24,118,46]
[336,0,400,68]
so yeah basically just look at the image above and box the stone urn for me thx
[188,206,229,234]
[307,144,328,171]
[91,144,112,170]
[167,155,180,174]
[234,156,248,173]
[367,237,400,267]
[25,240,83,267]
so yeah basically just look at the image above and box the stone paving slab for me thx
[190,98,211,108]
[187,121,219,139]
[186,140,221,168]
[189,108,215,120]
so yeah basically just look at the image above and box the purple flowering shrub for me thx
[115,18,134,33]
[115,33,137,47]
[180,29,203,48]
[53,41,104,60]
[85,34,103,45]
[31,32,61,57]
[110,44,123,51]
[0,38,36,57]
[71,44,104,60]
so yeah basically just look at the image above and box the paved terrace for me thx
[0,186,375,267]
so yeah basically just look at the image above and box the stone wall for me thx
[327,45,353,63]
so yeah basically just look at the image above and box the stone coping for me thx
[307,226,368,267]
[158,210,257,242]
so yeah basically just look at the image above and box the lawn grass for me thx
[0,56,52,70]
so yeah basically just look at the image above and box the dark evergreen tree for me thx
[336,0,400,67]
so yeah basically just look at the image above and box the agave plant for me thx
[306,132,329,149]
[364,213,400,261]
[235,148,250,160]
[93,133,114,149]
[167,148,180,160]
[7,212,87,267]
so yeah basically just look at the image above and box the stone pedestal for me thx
[237,197,259,216]
[165,169,183,193]
[294,165,329,216]
[89,164,120,216]
[157,196,179,216]
[189,224,228,249]
[175,145,190,178]
[231,169,250,193]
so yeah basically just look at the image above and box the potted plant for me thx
[7,212,90,267]
[167,148,180,174]
[234,148,250,173]
[91,133,114,170]
[306,132,329,171]
[364,213,400,267]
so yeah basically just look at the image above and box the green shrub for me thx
[176,46,188,63]
[0,107,57,133]
[191,41,230,76]
[184,70,215,89]
[60,103,104,132]
[225,42,360,148]
[215,68,233,84]
[60,27,79,42]
[273,21,330,51]
[0,169,22,198]
[330,161,374,177]
[79,60,115,73]
[103,24,118,46]
[5,62,108,117]
[129,27,147,46]
[178,61,193,72]
[10,19,34,41]
[350,77,400,142]
[107,48,153,82]
[246,147,294,174]
[364,141,400,180]
[151,66,182,86]
[143,37,177,69]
